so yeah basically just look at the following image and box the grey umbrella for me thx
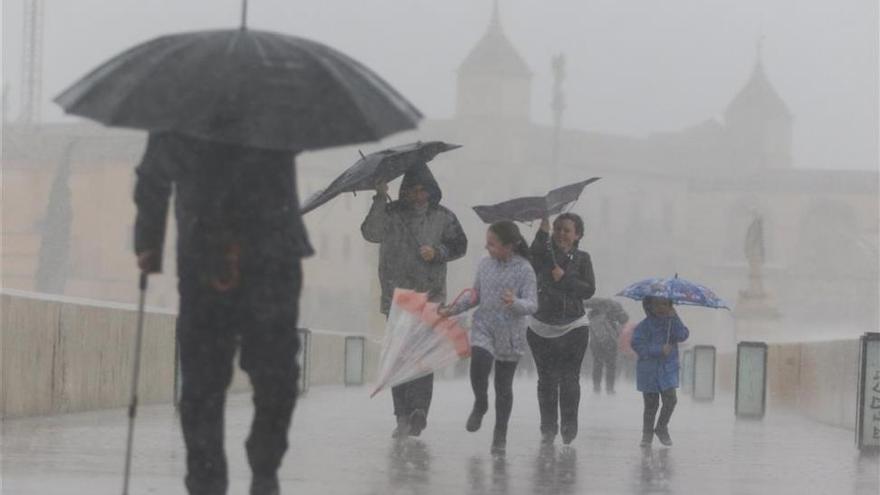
[54,28,422,151]
[472,178,601,224]
[301,141,461,214]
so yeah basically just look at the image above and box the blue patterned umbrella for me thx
[616,274,729,309]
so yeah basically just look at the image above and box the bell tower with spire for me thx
[724,38,793,170]
[455,0,532,124]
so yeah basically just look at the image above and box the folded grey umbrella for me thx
[472,178,600,224]
[301,141,461,214]
[55,28,422,151]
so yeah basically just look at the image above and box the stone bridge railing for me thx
[1,291,380,419]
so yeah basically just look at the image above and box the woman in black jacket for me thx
[527,213,596,445]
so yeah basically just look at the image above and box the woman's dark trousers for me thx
[527,327,589,440]
[469,346,518,437]
[642,389,678,434]
[177,265,301,495]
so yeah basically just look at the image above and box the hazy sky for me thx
[3,0,878,170]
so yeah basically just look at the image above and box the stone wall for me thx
[1,291,380,419]
[716,339,860,430]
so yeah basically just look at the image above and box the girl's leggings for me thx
[643,389,678,432]
[470,346,518,433]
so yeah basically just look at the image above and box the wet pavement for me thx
[2,378,878,494]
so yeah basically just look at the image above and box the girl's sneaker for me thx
[466,408,485,432]
[491,430,507,455]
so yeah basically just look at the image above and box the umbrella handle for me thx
[545,232,558,266]
[449,288,477,307]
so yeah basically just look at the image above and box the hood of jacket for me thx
[398,162,442,206]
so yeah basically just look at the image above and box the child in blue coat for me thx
[630,296,689,447]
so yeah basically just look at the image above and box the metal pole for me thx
[240,0,248,29]
[122,272,148,495]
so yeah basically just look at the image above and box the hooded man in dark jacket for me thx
[134,131,310,495]
[361,162,467,438]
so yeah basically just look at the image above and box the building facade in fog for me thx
[3,7,877,343]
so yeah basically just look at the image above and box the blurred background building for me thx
[3,3,877,348]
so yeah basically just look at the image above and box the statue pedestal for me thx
[734,313,781,343]
[733,289,781,342]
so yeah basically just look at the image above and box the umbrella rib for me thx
[292,41,378,141]
[108,32,217,126]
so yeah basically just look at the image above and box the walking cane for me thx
[122,272,148,495]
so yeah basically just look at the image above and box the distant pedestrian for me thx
[585,298,629,394]
[630,296,689,447]
[440,221,538,454]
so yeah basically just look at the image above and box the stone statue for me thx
[745,215,765,267]
[735,212,780,321]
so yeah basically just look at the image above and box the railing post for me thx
[735,341,768,419]
[173,332,181,409]
[681,349,694,395]
[298,328,311,396]
[692,345,716,401]
[856,332,880,451]
[344,336,365,386]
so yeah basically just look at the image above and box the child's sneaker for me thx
[654,427,673,446]
[640,430,653,447]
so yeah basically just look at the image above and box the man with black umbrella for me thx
[361,162,468,438]
[135,131,311,495]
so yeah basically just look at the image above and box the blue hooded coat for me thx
[631,311,690,393]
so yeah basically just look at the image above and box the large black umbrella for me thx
[301,141,461,214]
[472,178,601,224]
[54,28,422,151]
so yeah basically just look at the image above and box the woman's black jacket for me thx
[530,230,596,325]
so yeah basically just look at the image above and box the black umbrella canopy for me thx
[55,29,422,151]
[472,177,601,224]
[301,140,461,214]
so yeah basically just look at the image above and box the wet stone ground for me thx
[2,378,878,494]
